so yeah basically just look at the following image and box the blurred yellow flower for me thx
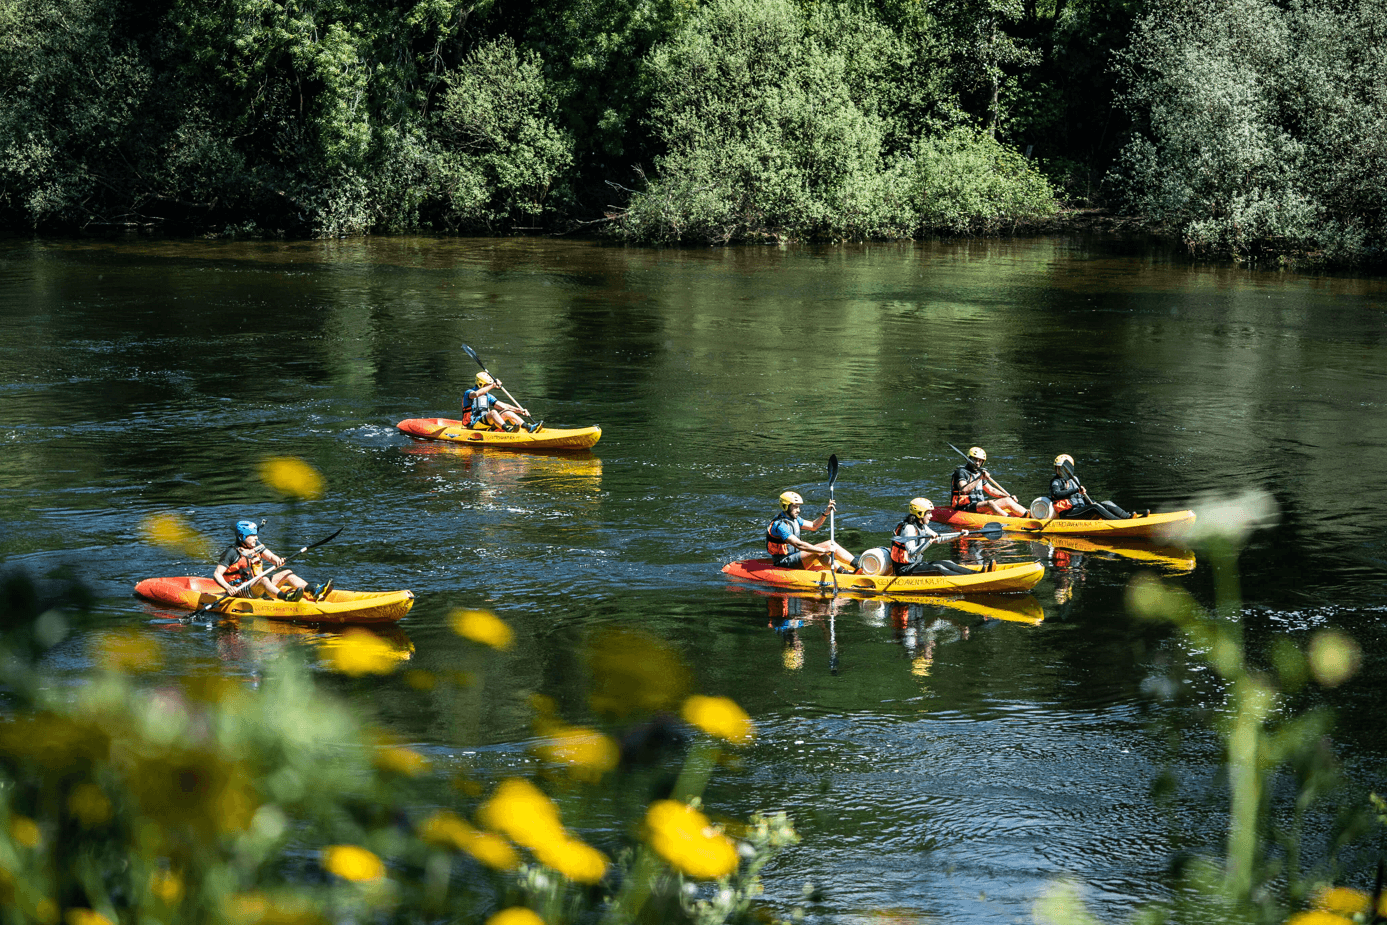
[536,727,619,781]
[67,782,113,827]
[478,778,566,850]
[419,811,518,870]
[681,695,755,745]
[95,630,162,673]
[485,909,545,925]
[404,669,437,690]
[1308,631,1361,688]
[224,891,324,925]
[374,746,430,777]
[10,816,41,848]
[1286,913,1354,925]
[533,836,609,884]
[150,870,184,905]
[323,629,402,676]
[586,630,691,717]
[36,900,58,925]
[450,609,513,649]
[322,845,385,882]
[1313,886,1370,916]
[64,911,113,925]
[258,457,324,500]
[645,800,739,880]
[140,512,212,558]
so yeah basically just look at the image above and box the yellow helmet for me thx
[779,491,804,511]
[1054,453,1074,470]
[967,446,987,462]
[909,497,933,518]
[475,371,493,387]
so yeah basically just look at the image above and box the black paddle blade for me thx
[1061,460,1076,480]
[460,344,484,369]
[979,522,1005,539]
[827,454,839,489]
[304,526,345,550]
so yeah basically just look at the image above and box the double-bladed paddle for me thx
[185,526,344,622]
[826,454,840,596]
[460,344,533,422]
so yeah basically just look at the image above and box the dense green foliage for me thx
[1,0,1383,258]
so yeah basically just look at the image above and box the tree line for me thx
[1,0,1383,264]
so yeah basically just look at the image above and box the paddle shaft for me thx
[191,527,344,617]
[826,454,840,595]
[461,344,532,421]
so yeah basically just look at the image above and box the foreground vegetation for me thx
[2,0,1380,262]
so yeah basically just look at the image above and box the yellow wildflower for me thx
[36,901,58,925]
[10,816,41,848]
[1286,913,1354,925]
[486,909,545,925]
[374,746,430,777]
[536,727,619,781]
[322,629,401,676]
[150,870,184,905]
[533,836,609,884]
[64,911,113,925]
[321,845,385,882]
[1313,886,1370,916]
[586,630,691,717]
[450,609,514,649]
[95,630,162,673]
[645,800,739,880]
[258,456,324,500]
[140,512,211,558]
[67,783,113,828]
[681,695,755,745]
[1308,631,1361,688]
[478,778,566,850]
[419,811,518,870]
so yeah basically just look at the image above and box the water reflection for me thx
[398,440,603,490]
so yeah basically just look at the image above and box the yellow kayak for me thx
[722,559,1045,595]
[397,417,601,451]
[133,577,414,625]
[931,506,1195,540]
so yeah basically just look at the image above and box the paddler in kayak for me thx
[951,446,1027,517]
[463,372,541,433]
[767,491,861,572]
[890,498,978,575]
[1047,454,1145,520]
[214,520,330,602]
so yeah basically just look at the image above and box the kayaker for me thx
[767,491,860,572]
[214,520,329,602]
[889,498,978,576]
[463,372,540,433]
[950,447,1027,517]
[1047,454,1143,519]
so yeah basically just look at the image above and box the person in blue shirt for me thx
[766,491,859,571]
[461,372,538,433]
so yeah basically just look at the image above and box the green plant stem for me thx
[671,740,719,804]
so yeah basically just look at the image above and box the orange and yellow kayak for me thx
[722,559,1045,595]
[931,506,1195,540]
[397,417,601,451]
[134,577,414,625]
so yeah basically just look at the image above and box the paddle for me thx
[460,344,533,422]
[947,443,1020,505]
[826,454,840,595]
[186,527,344,621]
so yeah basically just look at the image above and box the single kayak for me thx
[722,559,1045,595]
[931,506,1195,539]
[397,417,601,451]
[134,577,414,625]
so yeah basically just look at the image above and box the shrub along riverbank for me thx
[1,0,1384,265]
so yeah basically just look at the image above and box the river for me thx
[2,235,1385,922]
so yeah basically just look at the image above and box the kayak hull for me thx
[931,506,1195,539]
[397,417,601,451]
[134,577,414,625]
[722,559,1045,595]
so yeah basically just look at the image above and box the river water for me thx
[2,235,1386,922]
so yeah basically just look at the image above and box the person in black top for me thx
[1047,454,1137,520]
[950,446,1027,517]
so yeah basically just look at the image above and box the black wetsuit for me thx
[1049,474,1129,520]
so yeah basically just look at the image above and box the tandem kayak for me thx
[134,577,414,625]
[722,559,1045,595]
[397,417,601,451]
[930,506,1195,539]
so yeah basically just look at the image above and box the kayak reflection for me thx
[212,620,415,671]
[398,440,603,492]
[1027,534,1196,574]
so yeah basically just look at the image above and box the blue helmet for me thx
[234,519,259,540]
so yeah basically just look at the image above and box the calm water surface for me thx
[3,236,1387,923]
